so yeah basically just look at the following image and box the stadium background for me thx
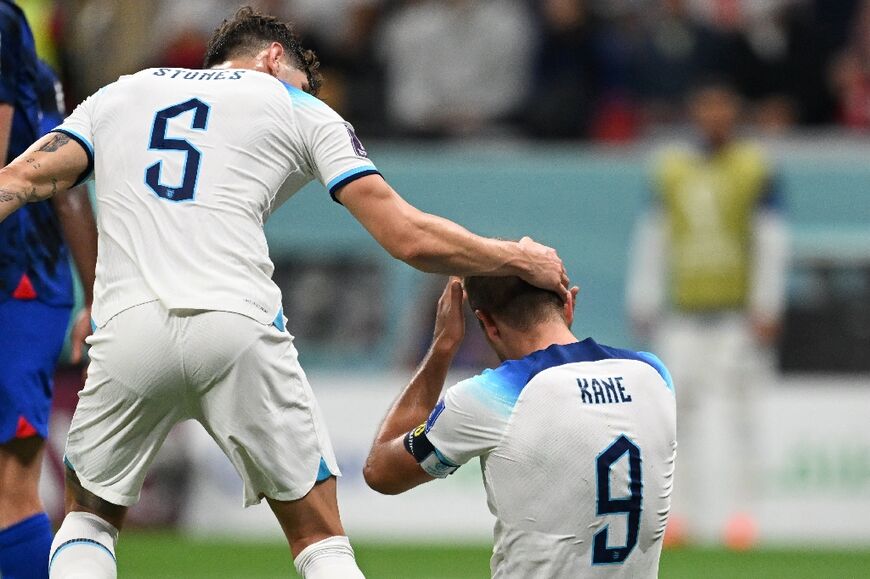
[15,0,870,576]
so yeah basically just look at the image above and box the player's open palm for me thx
[432,277,465,353]
[517,236,570,302]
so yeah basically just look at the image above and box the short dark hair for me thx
[204,6,323,96]
[464,276,564,332]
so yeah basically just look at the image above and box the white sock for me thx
[48,512,118,579]
[294,535,365,579]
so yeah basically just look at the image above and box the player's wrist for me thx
[430,336,460,357]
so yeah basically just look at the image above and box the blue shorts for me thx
[0,300,71,443]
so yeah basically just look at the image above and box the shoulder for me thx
[593,344,674,392]
[728,141,771,173]
[448,369,519,406]
[651,145,695,183]
[279,80,342,119]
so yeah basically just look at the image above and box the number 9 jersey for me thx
[54,68,379,329]
[406,339,677,578]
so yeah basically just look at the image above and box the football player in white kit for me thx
[0,8,570,578]
[365,276,677,578]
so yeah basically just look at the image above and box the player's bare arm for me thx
[0,131,88,223]
[53,184,98,363]
[336,174,571,301]
[0,103,14,167]
[364,277,465,495]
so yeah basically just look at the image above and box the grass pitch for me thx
[117,533,870,578]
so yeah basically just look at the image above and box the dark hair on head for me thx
[204,6,323,96]
[464,276,564,332]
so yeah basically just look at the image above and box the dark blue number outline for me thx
[145,98,211,202]
[592,434,643,565]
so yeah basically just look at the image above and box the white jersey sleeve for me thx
[52,89,100,185]
[404,372,512,478]
[286,84,379,202]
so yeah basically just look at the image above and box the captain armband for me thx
[403,423,459,478]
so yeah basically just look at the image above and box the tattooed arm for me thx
[0,131,89,223]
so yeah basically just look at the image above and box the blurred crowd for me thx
[24,0,870,141]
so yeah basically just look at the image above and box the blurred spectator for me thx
[524,0,599,139]
[52,0,870,138]
[18,0,61,68]
[831,0,870,130]
[626,81,789,545]
[291,0,389,134]
[377,0,534,137]
[632,0,721,126]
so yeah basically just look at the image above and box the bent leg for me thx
[49,467,125,579]
[267,477,364,578]
[0,437,53,579]
[0,300,71,577]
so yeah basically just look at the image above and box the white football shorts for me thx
[64,300,339,507]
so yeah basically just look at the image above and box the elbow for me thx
[363,459,403,495]
[389,232,441,273]
[380,212,443,272]
[0,164,29,196]
[392,240,427,269]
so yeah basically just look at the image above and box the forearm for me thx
[373,342,456,444]
[340,176,534,279]
[52,184,98,305]
[626,209,667,321]
[400,210,525,277]
[0,131,88,225]
[750,209,789,320]
[0,168,37,223]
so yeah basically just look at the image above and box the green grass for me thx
[118,533,870,579]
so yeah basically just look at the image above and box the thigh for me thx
[65,302,187,507]
[189,312,339,508]
[0,300,70,442]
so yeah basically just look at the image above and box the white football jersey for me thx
[407,339,677,578]
[55,67,378,327]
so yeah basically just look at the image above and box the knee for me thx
[0,439,44,504]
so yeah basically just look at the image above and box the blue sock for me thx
[0,513,53,579]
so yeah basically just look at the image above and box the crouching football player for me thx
[365,276,677,578]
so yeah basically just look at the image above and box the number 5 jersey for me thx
[55,67,379,328]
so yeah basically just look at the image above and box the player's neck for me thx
[212,58,258,72]
[503,323,578,361]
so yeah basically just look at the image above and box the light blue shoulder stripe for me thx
[326,166,377,192]
[278,80,327,107]
[635,351,674,392]
[455,371,525,418]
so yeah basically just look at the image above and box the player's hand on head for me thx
[517,236,571,303]
[432,276,465,354]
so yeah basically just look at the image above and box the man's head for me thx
[464,276,576,361]
[204,6,322,96]
[689,79,741,149]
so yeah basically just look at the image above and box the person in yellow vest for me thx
[626,80,789,546]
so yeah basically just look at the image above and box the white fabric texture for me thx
[49,512,118,579]
[56,67,375,328]
[425,355,677,578]
[294,536,365,579]
[65,300,339,508]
